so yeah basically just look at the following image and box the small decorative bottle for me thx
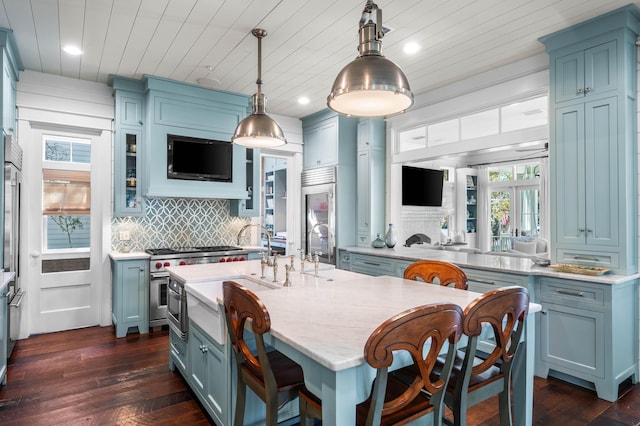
[372,233,386,248]
[385,224,397,248]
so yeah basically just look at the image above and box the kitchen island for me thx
[166,259,540,425]
[340,246,639,402]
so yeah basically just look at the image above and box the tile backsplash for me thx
[111,198,251,252]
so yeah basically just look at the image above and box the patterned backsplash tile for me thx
[111,198,251,252]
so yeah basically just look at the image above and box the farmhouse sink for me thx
[185,276,280,344]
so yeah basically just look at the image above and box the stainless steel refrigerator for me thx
[301,167,335,265]
[4,135,22,358]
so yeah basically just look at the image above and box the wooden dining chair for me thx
[223,280,306,426]
[403,260,469,290]
[299,303,463,426]
[442,286,530,426]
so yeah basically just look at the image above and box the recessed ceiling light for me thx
[403,42,421,55]
[298,96,310,105]
[63,45,83,55]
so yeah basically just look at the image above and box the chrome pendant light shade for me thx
[327,1,414,117]
[232,29,286,148]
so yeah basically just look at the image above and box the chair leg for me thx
[299,397,309,426]
[453,393,467,426]
[234,378,247,426]
[498,379,513,426]
[265,397,279,426]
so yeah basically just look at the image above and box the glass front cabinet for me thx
[115,128,143,216]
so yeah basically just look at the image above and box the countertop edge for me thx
[341,246,639,284]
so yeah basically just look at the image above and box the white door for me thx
[23,126,110,334]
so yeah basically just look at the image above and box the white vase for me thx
[385,224,397,248]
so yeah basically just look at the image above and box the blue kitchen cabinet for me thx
[110,258,149,338]
[0,29,20,138]
[302,110,358,252]
[540,5,640,275]
[0,284,7,385]
[230,147,260,217]
[111,78,145,216]
[188,321,229,426]
[535,276,638,402]
[169,328,187,374]
[553,40,617,104]
[356,118,386,247]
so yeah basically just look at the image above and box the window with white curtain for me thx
[42,136,91,250]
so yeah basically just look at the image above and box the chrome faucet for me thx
[237,223,272,258]
[283,264,292,287]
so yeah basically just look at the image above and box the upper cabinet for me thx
[0,29,21,139]
[540,5,640,275]
[111,76,256,215]
[112,81,145,217]
[229,148,260,217]
[553,40,617,104]
[302,110,355,170]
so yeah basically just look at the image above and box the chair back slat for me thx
[404,260,469,290]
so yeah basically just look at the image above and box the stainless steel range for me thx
[145,245,249,330]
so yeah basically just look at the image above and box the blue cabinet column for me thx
[540,5,640,275]
[110,256,149,338]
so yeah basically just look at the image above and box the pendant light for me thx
[232,29,287,147]
[327,1,414,117]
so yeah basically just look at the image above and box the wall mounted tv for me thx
[402,165,444,207]
[167,134,233,182]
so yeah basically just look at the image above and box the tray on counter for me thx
[548,263,610,276]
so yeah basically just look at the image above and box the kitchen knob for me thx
[220,258,226,262]
[155,262,163,269]
[239,257,245,261]
[233,257,239,262]
[179,261,186,266]
[164,262,170,267]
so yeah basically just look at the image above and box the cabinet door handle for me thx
[200,344,209,353]
[363,261,381,267]
[471,278,495,285]
[578,227,585,232]
[572,255,599,262]
[577,88,584,95]
[556,289,584,297]
[584,87,591,94]
[586,228,593,233]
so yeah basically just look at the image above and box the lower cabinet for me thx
[110,258,149,338]
[188,322,229,426]
[349,253,396,276]
[0,284,7,385]
[535,277,638,402]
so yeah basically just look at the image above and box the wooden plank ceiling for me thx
[0,0,638,118]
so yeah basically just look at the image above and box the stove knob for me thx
[239,257,245,261]
[155,262,163,269]
[179,261,186,266]
[233,257,239,262]
[188,261,195,265]
[164,262,171,267]
[226,257,232,262]
[220,258,226,262]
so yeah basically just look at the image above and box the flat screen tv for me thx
[167,134,233,182]
[402,165,444,207]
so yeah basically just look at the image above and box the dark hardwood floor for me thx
[0,326,638,425]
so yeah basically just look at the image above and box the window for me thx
[42,136,91,250]
[397,95,548,153]
[488,162,541,251]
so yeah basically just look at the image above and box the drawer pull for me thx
[572,256,599,262]
[471,278,495,285]
[556,289,584,297]
[363,261,381,267]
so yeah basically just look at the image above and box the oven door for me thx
[149,272,168,327]
[167,279,187,339]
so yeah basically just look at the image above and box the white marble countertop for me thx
[343,246,639,285]
[0,271,15,292]
[168,260,541,372]
[109,251,151,261]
